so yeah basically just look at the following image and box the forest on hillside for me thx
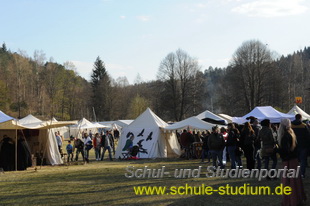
[0,40,310,122]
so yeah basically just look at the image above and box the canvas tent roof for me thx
[18,114,46,129]
[128,108,168,128]
[287,105,310,120]
[232,106,295,124]
[0,114,76,130]
[115,120,133,128]
[0,110,14,123]
[164,116,216,131]
[0,114,76,166]
[218,114,233,123]
[71,118,105,129]
[196,110,228,124]
[99,120,133,130]
[19,114,43,124]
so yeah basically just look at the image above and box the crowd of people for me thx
[58,130,117,163]
[178,114,309,205]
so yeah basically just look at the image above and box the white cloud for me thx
[196,3,208,8]
[120,16,126,19]
[232,0,308,17]
[136,15,150,22]
[141,34,153,39]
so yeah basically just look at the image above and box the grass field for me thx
[0,150,309,205]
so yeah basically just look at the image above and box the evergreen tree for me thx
[1,43,7,53]
[90,56,110,121]
[91,56,107,89]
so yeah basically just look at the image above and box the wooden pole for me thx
[15,119,18,171]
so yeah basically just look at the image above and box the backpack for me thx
[85,140,93,150]
[75,139,84,150]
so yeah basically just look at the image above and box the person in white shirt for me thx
[82,133,92,163]
[55,132,62,155]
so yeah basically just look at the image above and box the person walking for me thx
[93,133,102,161]
[259,119,277,175]
[55,132,62,155]
[73,137,84,161]
[278,118,306,205]
[241,122,255,170]
[220,127,228,166]
[226,123,240,169]
[252,119,262,169]
[83,133,92,163]
[208,126,225,169]
[291,114,310,178]
[201,130,211,163]
[101,131,114,161]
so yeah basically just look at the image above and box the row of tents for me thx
[0,104,309,168]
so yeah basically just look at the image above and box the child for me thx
[66,141,73,162]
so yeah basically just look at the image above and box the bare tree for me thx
[157,49,200,121]
[229,40,274,112]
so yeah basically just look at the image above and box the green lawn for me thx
[1,155,310,206]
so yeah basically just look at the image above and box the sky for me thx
[1,0,310,84]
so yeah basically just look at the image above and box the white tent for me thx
[18,115,64,165]
[99,120,133,131]
[232,106,295,124]
[164,116,217,131]
[16,114,48,129]
[48,117,73,140]
[287,105,310,120]
[0,110,14,123]
[115,108,181,159]
[196,110,228,124]
[115,120,133,128]
[0,114,76,166]
[218,114,233,123]
[69,118,106,138]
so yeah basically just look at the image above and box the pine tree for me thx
[90,56,110,121]
[91,56,107,89]
[1,43,7,53]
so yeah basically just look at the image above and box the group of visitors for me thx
[194,114,309,206]
[63,130,115,163]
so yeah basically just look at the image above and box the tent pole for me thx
[15,122,17,171]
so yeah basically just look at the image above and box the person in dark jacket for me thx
[208,126,225,168]
[180,130,194,159]
[278,118,306,205]
[101,131,114,161]
[227,123,241,169]
[259,119,277,172]
[73,137,84,161]
[252,119,262,169]
[241,122,255,170]
[0,136,15,171]
[291,114,310,178]
[201,130,211,162]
